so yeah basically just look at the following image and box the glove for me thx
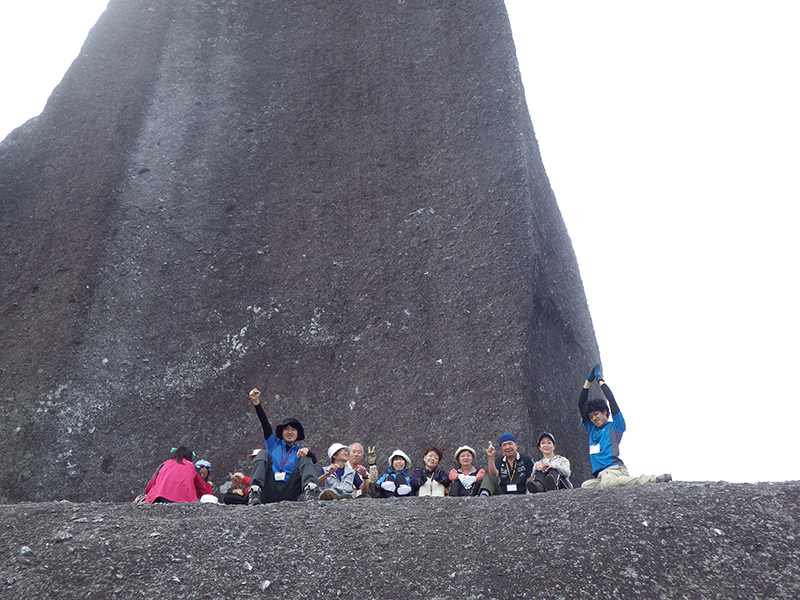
[380,480,396,492]
[396,484,412,496]
[367,446,377,466]
[417,472,428,486]
[458,474,477,489]
[587,364,602,382]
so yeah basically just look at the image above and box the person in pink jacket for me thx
[145,447,209,503]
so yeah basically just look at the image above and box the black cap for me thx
[537,432,556,445]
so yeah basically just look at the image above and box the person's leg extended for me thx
[598,465,640,487]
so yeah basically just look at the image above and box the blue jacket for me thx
[376,468,413,498]
[579,383,626,475]
[255,404,317,476]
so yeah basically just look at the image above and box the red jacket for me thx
[145,459,208,503]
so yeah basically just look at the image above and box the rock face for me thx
[0,0,598,502]
[1,483,799,599]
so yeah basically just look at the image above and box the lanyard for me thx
[279,445,294,471]
[505,458,518,482]
[591,426,604,446]
[425,469,436,489]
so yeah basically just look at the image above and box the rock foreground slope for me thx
[1,482,798,599]
[0,0,598,502]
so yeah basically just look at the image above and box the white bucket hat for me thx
[388,450,411,469]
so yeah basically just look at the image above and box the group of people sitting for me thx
[140,366,671,504]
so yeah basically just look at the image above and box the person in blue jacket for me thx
[578,365,671,488]
[375,450,414,498]
[247,387,320,504]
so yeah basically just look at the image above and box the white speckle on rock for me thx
[260,580,271,590]
[713,528,724,536]
[102,358,109,364]
[20,546,32,555]
[349,400,356,410]
[642,520,648,527]
[436,359,443,365]
[244,562,252,571]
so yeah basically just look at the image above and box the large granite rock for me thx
[0,0,598,502]
[1,483,799,599]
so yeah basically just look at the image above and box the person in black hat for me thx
[525,432,573,493]
[247,388,320,504]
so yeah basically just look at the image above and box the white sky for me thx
[2,1,798,482]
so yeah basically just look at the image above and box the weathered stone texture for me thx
[1,483,799,599]
[0,0,598,502]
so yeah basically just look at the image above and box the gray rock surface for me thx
[1,482,798,599]
[0,0,598,502]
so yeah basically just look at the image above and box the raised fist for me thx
[249,388,262,405]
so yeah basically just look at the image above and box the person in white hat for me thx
[221,449,261,505]
[316,443,368,500]
[448,446,486,497]
[375,450,413,498]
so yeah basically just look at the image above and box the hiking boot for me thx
[526,478,545,494]
[247,485,262,506]
[655,474,672,483]
[479,490,490,497]
[544,473,557,491]
[319,490,345,501]
[302,483,320,501]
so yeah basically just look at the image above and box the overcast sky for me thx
[2,1,798,483]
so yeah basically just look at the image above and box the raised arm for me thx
[578,384,590,422]
[486,442,499,477]
[598,380,621,415]
[249,388,273,440]
[579,365,604,421]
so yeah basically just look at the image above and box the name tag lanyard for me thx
[590,429,603,455]
[505,458,518,482]
[278,445,294,472]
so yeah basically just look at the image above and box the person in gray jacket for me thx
[526,432,573,493]
[317,443,369,500]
